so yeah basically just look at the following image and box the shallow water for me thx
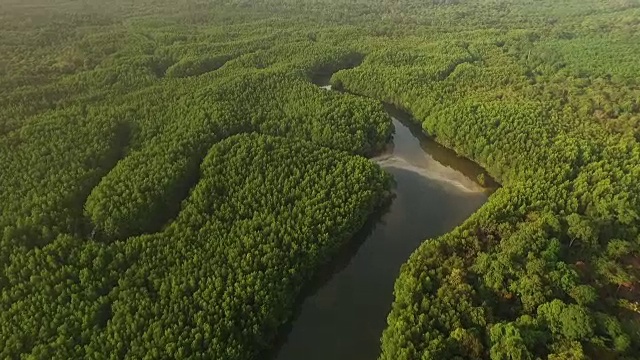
[272,81,492,360]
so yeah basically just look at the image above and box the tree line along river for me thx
[272,75,496,360]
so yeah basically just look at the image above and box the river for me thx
[271,77,494,360]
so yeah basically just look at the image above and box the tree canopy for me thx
[1,0,640,358]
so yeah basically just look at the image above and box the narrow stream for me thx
[272,77,495,360]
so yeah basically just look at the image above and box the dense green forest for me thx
[1,0,640,358]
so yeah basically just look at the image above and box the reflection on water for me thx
[381,104,498,190]
[273,80,494,360]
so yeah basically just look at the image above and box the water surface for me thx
[273,80,493,360]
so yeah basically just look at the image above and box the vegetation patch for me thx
[1,0,640,358]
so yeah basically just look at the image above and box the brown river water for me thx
[271,79,495,360]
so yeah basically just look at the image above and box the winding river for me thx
[272,76,495,360]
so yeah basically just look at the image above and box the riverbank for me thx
[273,76,492,360]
